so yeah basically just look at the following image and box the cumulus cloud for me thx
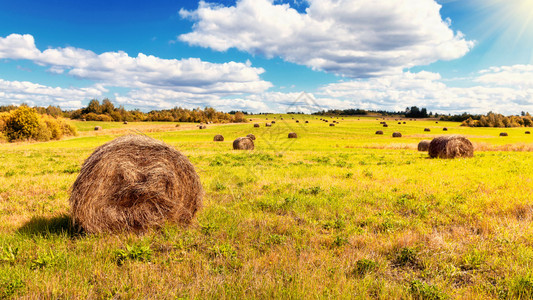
[0,79,105,109]
[179,0,474,77]
[0,34,272,94]
[318,68,533,114]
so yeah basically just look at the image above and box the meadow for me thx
[1,115,533,299]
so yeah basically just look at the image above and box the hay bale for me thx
[526,131,531,134]
[305,121,309,123]
[233,137,254,150]
[428,135,474,159]
[383,124,388,127]
[271,121,276,124]
[375,130,384,135]
[69,135,203,233]
[398,122,401,124]
[265,123,272,127]
[288,132,297,138]
[296,120,299,123]
[424,128,430,132]
[199,125,207,129]
[403,122,406,124]
[435,121,439,124]
[123,121,128,125]
[254,123,260,128]
[94,126,102,131]
[392,132,402,138]
[246,134,256,140]
[500,132,508,137]
[417,140,431,151]
[330,123,335,126]
[213,134,224,142]
[443,128,448,131]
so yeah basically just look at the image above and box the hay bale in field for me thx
[526,131,531,134]
[424,128,431,132]
[375,130,384,135]
[254,123,260,128]
[435,121,439,124]
[213,134,224,141]
[123,121,128,125]
[330,123,335,126]
[417,140,431,151]
[265,123,272,127]
[233,137,254,150]
[69,135,203,233]
[392,132,402,138]
[500,132,508,137]
[199,125,207,129]
[246,134,256,140]
[296,120,299,123]
[443,128,448,131]
[383,124,388,127]
[428,135,474,159]
[94,126,102,131]
[305,120,309,123]
[271,121,276,124]
[288,132,297,138]
[403,122,406,124]
[398,122,401,124]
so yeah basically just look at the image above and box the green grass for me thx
[1,115,533,298]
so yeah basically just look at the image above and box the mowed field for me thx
[1,115,533,299]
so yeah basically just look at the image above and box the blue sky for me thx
[0,0,532,114]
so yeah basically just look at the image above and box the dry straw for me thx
[233,137,254,150]
[417,140,431,151]
[428,135,474,159]
[69,135,203,233]
[213,134,224,141]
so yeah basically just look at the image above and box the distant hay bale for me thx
[213,134,224,141]
[305,121,309,123]
[435,121,439,123]
[392,132,402,138]
[526,131,531,134]
[375,130,384,135]
[271,121,276,124]
[246,134,256,140]
[123,121,128,125]
[233,137,254,150]
[94,126,102,131]
[398,122,401,124]
[500,132,508,137]
[265,123,272,127]
[249,119,253,121]
[296,120,299,123]
[288,132,297,138]
[199,125,207,129]
[403,122,406,124]
[254,123,260,128]
[417,140,431,151]
[428,135,474,159]
[383,124,388,127]
[69,135,203,233]
[443,128,448,131]
[330,123,335,126]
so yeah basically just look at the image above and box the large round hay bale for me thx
[69,135,203,233]
[398,122,401,125]
[288,132,297,138]
[526,131,531,134]
[428,135,474,159]
[94,126,102,131]
[330,123,335,126]
[418,140,431,151]
[265,123,272,127]
[246,134,256,140]
[392,132,402,137]
[375,130,384,135]
[424,128,431,132]
[443,128,448,131]
[233,137,254,150]
[254,123,260,128]
[296,120,299,123]
[383,124,388,127]
[500,132,508,136]
[213,134,224,141]
[305,120,309,123]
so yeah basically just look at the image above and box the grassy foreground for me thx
[1,116,533,299]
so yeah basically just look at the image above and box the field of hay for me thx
[1,115,533,299]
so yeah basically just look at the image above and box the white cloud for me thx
[0,34,272,95]
[0,79,104,110]
[318,68,533,114]
[179,0,473,77]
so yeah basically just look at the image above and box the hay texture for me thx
[213,134,224,141]
[417,140,431,151]
[69,135,203,233]
[428,135,474,159]
[288,132,297,138]
[392,132,402,137]
[233,137,254,150]
[246,134,256,140]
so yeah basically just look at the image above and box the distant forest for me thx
[0,99,248,123]
[313,106,432,118]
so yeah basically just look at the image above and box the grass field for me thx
[1,115,533,299]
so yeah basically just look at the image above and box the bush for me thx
[1,106,77,142]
